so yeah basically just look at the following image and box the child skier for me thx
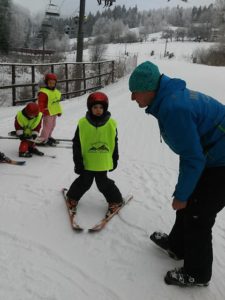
[14,102,44,158]
[37,73,62,146]
[66,91,123,216]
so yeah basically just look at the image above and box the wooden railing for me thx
[0,61,115,106]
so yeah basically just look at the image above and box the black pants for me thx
[67,170,123,204]
[168,167,225,282]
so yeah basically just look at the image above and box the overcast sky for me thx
[13,0,215,17]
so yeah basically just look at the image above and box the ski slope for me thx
[0,41,225,299]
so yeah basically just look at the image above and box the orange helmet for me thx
[87,92,109,112]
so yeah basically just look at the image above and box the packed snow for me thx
[0,37,225,300]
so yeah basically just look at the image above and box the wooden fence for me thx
[0,61,114,106]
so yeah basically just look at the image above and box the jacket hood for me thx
[145,75,186,117]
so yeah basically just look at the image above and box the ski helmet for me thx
[87,92,109,112]
[25,102,40,117]
[45,73,57,83]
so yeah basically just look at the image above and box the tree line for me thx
[1,0,225,55]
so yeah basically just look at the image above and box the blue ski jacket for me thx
[145,75,225,202]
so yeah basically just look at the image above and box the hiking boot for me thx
[67,198,78,214]
[105,201,124,217]
[19,151,32,158]
[150,232,182,260]
[164,267,209,287]
[29,148,44,156]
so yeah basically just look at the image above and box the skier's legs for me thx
[67,171,95,201]
[48,115,57,138]
[40,115,56,141]
[168,209,185,259]
[95,171,123,203]
[183,167,225,282]
[19,141,29,153]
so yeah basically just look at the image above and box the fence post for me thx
[31,65,35,99]
[12,65,16,106]
[111,61,114,83]
[65,63,69,99]
[82,63,86,93]
[98,63,101,86]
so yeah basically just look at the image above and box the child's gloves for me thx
[18,134,27,141]
[32,133,38,139]
[109,161,117,172]
[74,165,84,175]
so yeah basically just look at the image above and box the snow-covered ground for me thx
[0,37,225,300]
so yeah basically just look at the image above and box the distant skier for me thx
[129,61,225,287]
[14,102,44,157]
[66,91,123,217]
[37,73,62,146]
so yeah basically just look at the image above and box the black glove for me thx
[109,161,118,172]
[32,133,38,140]
[18,134,27,141]
[74,165,84,175]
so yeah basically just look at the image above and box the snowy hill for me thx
[1,38,225,299]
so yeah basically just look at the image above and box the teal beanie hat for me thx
[129,61,161,92]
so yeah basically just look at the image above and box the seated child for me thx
[14,102,44,157]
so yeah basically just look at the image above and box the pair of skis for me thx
[62,188,133,233]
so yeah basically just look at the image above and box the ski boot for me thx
[19,151,32,158]
[105,201,124,218]
[164,267,209,287]
[29,148,44,156]
[150,231,182,260]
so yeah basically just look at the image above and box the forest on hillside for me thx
[1,0,225,54]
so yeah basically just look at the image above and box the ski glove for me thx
[74,166,84,175]
[18,134,27,141]
[109,161,117,172]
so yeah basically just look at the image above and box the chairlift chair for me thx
[97,0,116,7]
[45,1,60,17]
[42,18,53,28]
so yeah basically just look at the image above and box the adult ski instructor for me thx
[129,61,225,287]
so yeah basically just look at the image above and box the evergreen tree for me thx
[0,0,11,54]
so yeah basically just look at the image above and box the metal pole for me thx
[75,0,85,94]
[76,0,85,63]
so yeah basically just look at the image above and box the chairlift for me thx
[42,18,53,28]
[45,0,60,17]
[97,0,116,7]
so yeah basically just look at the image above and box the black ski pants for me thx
[67,170,123,204]
[168,166,225,282]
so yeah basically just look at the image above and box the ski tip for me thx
[5,160,26,166]
[62,188,68,192]
[73,227,84,232]
[88,228,99,233]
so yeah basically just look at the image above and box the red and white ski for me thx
[0,156,26,166]
[62,188,83,232]
[88,195,133,233]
